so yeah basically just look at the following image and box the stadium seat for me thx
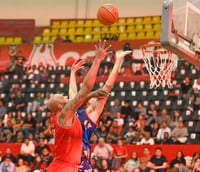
[126,81,137,90]
[118,26,126,33]
[13,37,22,44]
[117,18,126,26]
[153,24,161,31]
[109,26,118,33]
[144,24,153,31]
[52,21,61,29]
[67,28,75,35]
[115,91,127,101]
[188,133,200,144]
[101,27,109,33]
[85,20,93,27]
[119,33,128,41]
[135,24,143,31]
[84,27,92,34]
[42,28,51,36]
[128,33,136,40]
[51,29,59,36]
[93,27,101,34]
[113,81,127,91]
[136,32,145,39]
[172,99,187,110]
[68,20,76,27]
[93,20,101,26]
[5,37,14,45]
[155,31,161,38]
[84,34,92,42]
[145,31,155,39]
[42,36,50,44]
[136,81,148,91]
[143,17,152,24]
[76,20,84,27]
[135,17,143,24]
[76,28,84,35]
[188,67,199,79]
[186,121,197,133]
[93,34,101,42]
[33,36,42,44]
[152,16,161,24]
[60,21,68,28]
[127,25,135,32]
[160,99,174,110]
[140,90,149,100]
[126,18,134,25]
[192,110,200,121]
[0,37,5,44]
[75,36,84,42]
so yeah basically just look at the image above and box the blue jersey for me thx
[76,107,97,172]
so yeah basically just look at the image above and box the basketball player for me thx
[69,50,132,172]
[47,41,110,172]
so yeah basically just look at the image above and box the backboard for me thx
[161,0,200,68]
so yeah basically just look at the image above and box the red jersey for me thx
[114,146,128,157]
[47,111,83,172]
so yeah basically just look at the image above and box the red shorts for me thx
[47,160,79,172]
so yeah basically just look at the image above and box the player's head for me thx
[47,94,69,114]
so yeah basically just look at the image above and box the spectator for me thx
[15,131,24,143]
[151,122,159,143]
[101,33,110,41]
[140,131,154,145]
[171,111,183,128]
[13,111,24,134]
[158,109,171,126]
[170,151,189,172]
[157,121,171,142]
[134,114,146,130]
[131,130,142,145]
[0,100,6,119]
[109,98,122,118]
[7,49,17,73]
[140,147,151,171]
[90,158,98,169]
[26,65,40,84]
[97,125,108,140]
[192,158,200,172]
[34,121,44,142]
[90,133,98,144]
[146,110,159,127]
[93,138,113,168]
[35,138,50,156]
[110,34,118,41]
[23,113,36,138]
[171,121,188,144]
[1,119,14,140]
[10,84,22,101]
[160,132,174,145]
[12,91,26,112]
[193,91,200,110]
[121,100,134,122]
[147,103,157,117]
[147,147,167,172]
[2,148,17,164]
[114,112,124,127]
[3,112,15,127]
[18,138,35,164]
[124,152,140,172]
[3,133,13,143]
[15,53,25,80]
[0,75,10,94]
[101,159,111,172]
[174,77,192,99]
[109,120,122,143]
[124,126,135,144]
[111,139,128,170]
[14,158,28,172]
[39,68,49,83]
[98,111,113,131]
[135,103,147,117]
[192,78,200,93]
[27,92,44,114]
[191,153,200,169]
[41,147,53,169]
[0,156,15,172]
[31,155,46,172]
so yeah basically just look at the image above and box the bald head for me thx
[47,94,68,113]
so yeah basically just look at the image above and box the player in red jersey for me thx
[69,50,132,171]
[46,41,110,172]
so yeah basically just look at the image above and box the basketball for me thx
[97,4,119,25]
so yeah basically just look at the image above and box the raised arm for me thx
[59,41,109,127]
[86,50,132,123]
[69,59,85,100]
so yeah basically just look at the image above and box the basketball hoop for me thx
[141,43,177,89]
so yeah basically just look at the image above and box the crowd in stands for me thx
[0,42,200,171]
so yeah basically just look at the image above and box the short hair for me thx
[156,147,162,151]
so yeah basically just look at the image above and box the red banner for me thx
[0,40,157,72]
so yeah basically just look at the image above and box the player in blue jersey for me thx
[69,46,132,172]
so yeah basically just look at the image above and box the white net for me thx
[142,47,177,89]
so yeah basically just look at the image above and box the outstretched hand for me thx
[88,88,110,100]
[71,59,85,73]
[95,40,111,61]
[115,50,132,61]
